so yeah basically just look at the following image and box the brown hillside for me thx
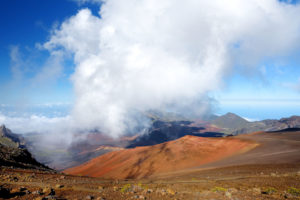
[64,135,256,179]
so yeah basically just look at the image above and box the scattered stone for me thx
[297,171,300,176]
[228,188,238,193]
[86,195,94,200]
[159,189,167,196]
[43,188,50,194]
[60,175,65,179]
[225,191,232,198]
[10,188,19,193]
[96,197,105,200]
[25,189,31,194]
[252,188,261,194]
[14,187,30,194]
[113,186,118,191]
[98,186,104,190]
[32,190,42,195]
[132,185,142,192]
[43,195,57,199]
[133,195,146,199]
[19,187,27,191]
[147,189,153,193]
[270,173,277,177]
[55,184,64,189]
[43,188,55,196]
[200,190,211,196]
[284,193,293,199]
[167,188,176,195]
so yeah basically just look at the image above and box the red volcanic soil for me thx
[64,135,256,179]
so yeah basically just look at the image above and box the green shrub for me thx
[262,187,277,195]
[287,187,300,196]
[120,184,131,193]
[212,187,227,192]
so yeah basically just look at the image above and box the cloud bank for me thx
[42,0,300,137]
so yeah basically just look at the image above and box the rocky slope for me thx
[0,125,25,148]
[0,125,51,171]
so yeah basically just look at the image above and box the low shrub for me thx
[287,187,300,196]
[212,187,227,192]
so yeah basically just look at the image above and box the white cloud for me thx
[3,45,66,106]
[43,0,300,137]
[0,113,75,145]
[30,52,64,86]
[9,46,24,82]
[70,0,102,5]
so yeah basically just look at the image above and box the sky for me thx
[1,0,300,137]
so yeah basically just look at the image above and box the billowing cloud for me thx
[0,113,74,145]
[44,0,300,137]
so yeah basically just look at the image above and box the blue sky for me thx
[0,0,102,104]
[0,0,80,104]
[216,57,300,119]
[0,0,300,122]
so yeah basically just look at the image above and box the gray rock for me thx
[86,195,94,200]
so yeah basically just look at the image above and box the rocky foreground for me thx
[1,164,300,200]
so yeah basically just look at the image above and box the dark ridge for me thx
[127,120,225,148]
[0,125,53,172]
[195,132,225,137]
[268,127,300,133]
[0,144,53,171]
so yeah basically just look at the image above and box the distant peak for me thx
[0,125,8,136]
[224,112,239,117]
[180,135,195,139]
[178,135,204,142]
[212,112,248,129]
